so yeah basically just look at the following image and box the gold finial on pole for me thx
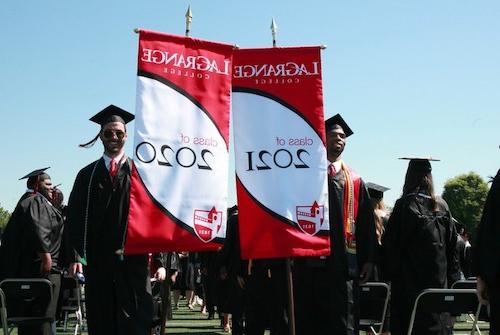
[185,5,193,37]
[271,18,278,47]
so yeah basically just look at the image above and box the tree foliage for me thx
[0,204,11,232]
[442,172,489,239]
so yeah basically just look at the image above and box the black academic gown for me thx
[66,158,152,335]
[217,212,245,333]
[294,167,377,335]
[473,169,500,332]
[456,234,466,279]
[1,193,63,278]
[25,195,64,335]
[0,194,64,335]
[200,250,220,319]
[17,190,36,203]
[218,213,288,335]
[0,199,28,280]
[0,192,36,280]
[384,193,460,335]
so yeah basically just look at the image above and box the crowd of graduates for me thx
[148,190,480,335]
[0,106,498,335]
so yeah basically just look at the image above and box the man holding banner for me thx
[294,114,377,335]
[67,105,153,335]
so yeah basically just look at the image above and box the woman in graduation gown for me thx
[66,105,152,335]
[383,158,460,335]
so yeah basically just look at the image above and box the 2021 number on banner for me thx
[125,30,233,254]
[233,47,330,259]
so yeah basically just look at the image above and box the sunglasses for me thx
[102,129,125,139]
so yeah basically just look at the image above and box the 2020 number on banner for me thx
[233,47,330,259]
[125,30,233,254]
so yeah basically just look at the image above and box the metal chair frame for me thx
[407,288,481,335]
[0,288,8,335]
[359,282,390,335]
[59,276,84,335]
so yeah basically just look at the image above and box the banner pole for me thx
[185,5,193,37]
[286,258,297,335]
[271,18,296,335]
[271,18,278,47]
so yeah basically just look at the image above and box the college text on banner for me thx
[125,30,233,253]
[233,47,330,259]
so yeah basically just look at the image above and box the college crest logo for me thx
[193,207,223,242]
[296,201,325,235]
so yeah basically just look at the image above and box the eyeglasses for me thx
[102,129,125,139]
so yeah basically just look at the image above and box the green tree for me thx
[0,203,11,232]
[442,172,489,239]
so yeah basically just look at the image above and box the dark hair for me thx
[26,176,38,189]
[403,167,437,211]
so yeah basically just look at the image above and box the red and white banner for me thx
[233,47,330,259]
[125,30,233,254]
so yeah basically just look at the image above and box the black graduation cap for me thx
[366,182,390,200]
[399,157,440,173]
[325,114,353,137]
[89,105,134,126]
[19,167,50,180]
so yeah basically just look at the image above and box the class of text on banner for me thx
[232,46,330,259]
[125,30,233,254]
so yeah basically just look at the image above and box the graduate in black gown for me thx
[383,158,460,335]
[217,207,245,333]
[0,169,64,335]
[294,114,377,335]
[474,168,500,333]
[0,167,53,279]
[66,105,153,335]
[218,206,289,335]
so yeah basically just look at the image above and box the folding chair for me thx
[0,278,53,334]
[359,282,390,335]
[407,288,481,335]
[452,279,490,324]
[0,288,8,335]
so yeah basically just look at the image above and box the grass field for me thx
[0,298,490,334]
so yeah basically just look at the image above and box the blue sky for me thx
[1,0,499,212]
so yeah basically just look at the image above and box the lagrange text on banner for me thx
[232,47,330,259]
[125,30,233,254]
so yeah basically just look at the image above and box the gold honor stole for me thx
[340,161,361,255]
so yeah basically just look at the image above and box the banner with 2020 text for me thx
[233,47,330,259]
[125,30,233,253]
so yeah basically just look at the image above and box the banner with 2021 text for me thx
[233,47,330,259]
[125,30,233,253]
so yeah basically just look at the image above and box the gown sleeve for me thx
[356,181,377,267]
[28,196,51,254]
[66,169,88,259]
